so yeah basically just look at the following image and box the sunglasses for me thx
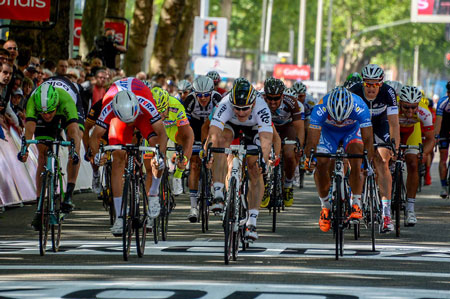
[363,82,382,88]
[266,95,282,101]
[196,92,210,98]
[401,104,418,110]
[232,104,252,111]
[6,47,18,51]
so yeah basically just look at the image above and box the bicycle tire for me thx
[51,191,62,253]
[224,177,236,265]
[334,175,343,260]
[160,174,171,241]
[368,176,376,252]
[199,166,210,233]
[39,172,51,256]
[135,179,148,258]
[122,177,133,261]
[153,216,159,244]
[299,168,305,189]
[392,165,402,237]
[105,165,115,225]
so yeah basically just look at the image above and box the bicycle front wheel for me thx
[135,179,148,258]
[224,177,237,265]
[122,177,133,261]
[51,190,62,253]
[333,176,343,260]
[392,166,402,237]
[38,172,51,256]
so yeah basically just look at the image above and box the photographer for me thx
[88,28,126,70]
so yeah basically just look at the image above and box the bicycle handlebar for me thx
[19,137,78,164]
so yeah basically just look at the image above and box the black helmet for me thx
[446,81,450,92]
[264,77,285,96]
[230,78,256,106]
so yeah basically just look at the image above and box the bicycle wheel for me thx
[224,177,236,265]
[135,179,148,258]
[368,176,376,252]
[122,177,133,261]
[153,216,159,244]
[392,166,402,237]
[200,166,211,233]
[38,172,51,256]
[160,179,170,241]
[334,176,343,260]
[299,168,305,189]
[51,189,62,253]
[105,165,115,225]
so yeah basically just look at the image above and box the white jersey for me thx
[210,93,273,134]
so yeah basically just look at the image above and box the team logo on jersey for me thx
[100,104,112,119]
[118,79,128,89]
[216,104,227,119]
[257,108,271,124]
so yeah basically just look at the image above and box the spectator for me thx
[22,77,34,105]
[42,68,53,80]
[68,58,77,68]
[136,71,147,81]
[88,28,126,69]
[0,48,10,65]
[66,67,80,83]
[0,63,13,116]
[78,69,86,84]
[3,40,19,65]
[24,63,38,84]
[7,88,25,129]
[90,57,103,69]
[56,59,68,76]
[152,72,166,88]
[74,55,83,68]
[35,66,44,86]
[11,73,23,94]
[42,59,56,74]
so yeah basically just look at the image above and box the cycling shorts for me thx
[108,117,156,145]
[400,122,421,155]
[276,123,296,141]
[34,116,78,140]
[317,125,362,154]
[224,122,260,150]
[189,117,204,142]
[373,119,390,144]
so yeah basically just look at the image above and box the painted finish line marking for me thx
[1,264,450,279]
[1,240,450,262]
[0,281,449,299]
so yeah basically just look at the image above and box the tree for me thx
[106,0,127,18]
[79,0,108,60]
[123,0,154,76]
[169,0,200,79]
[149,0,186,76]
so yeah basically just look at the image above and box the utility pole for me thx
[258,0,268,81]
[413,45,419,86]
[325,0,333,89]
[264,0,274,53]
[297,0,306,66]
[313,0,324,81]
[200,0,209,18]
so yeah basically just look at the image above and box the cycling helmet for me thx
[292,81,307,94]
[151,86,169,113]
[193,75,214,93]
[177,79,192,92]
[112,90,140,123]
[264,77,285,96]
[206,70,221,84]
[399,85,422,104]
[446,80,450,92]
[361,64,384,81]
[34,83,59,113]
[230,77,256,106]
[346,72,363,82]
[141,80,153,89]
[326,86,354,122]
[283,87,298,98]
[385,80,403,95]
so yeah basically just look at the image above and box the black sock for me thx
[66,183,76,197]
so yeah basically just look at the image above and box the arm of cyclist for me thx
[388,113,400,152]
[18,121,37,162]
[205,125,222,166]
[292,119,305,157]
[304,126,321,170]
[175,124,194,169]
[88,125,107,163]
[201,119,210,143]
[66,122,81,164]
[360,126,375,161]
[259,131,273,170]
[422,130,435,162]
[271,127,282,164]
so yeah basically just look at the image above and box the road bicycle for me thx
[97,147,114,225]
[19,137,79,256]
[266,147,283,233]
[311,146,366,260]
[391,143,422,237]
[207,141,264,265]
[197,146,213,233]
[103,144,161,261]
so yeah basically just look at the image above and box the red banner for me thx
[417,0,435,15]
[273,64,311,80]
[73,19,128,47]
[0,0,51,22]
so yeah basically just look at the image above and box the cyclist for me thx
[425,97,436,185]
[261,77,304,207]
[206,70,227,96]
[176,79,192,103]
[19,84,81,229]
[208,78,273,241]
[343,72,363,89]
[305,86,374,232]
[183,75,222,222]
[385,80,403,96]
[397,85,434,226]
[88,77,168,235]
[151,86,194,199]
[434,81,450,198]
[350,64,400,233]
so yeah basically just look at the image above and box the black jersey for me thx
[350,83,398,125]
[184,91,222,122]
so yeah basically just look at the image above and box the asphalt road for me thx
[1,161,450,299]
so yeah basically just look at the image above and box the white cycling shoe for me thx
[406,210,417,226]
[148,196,161,219]
[172,177,183,196]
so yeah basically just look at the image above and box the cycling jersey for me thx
[164,96,190,143]
[270,94,303,126]
[303,93,317,119]
[399,99,434,149]
[310,93,372,130]
[211,93,273,134]
[96,77,161,145]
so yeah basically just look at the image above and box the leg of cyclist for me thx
[405,151,419,226]
[346,142,364,220]
[62,123,82,212]
[282,143,296,207]
[145,133,166,220]
[245,155,264,241]
[173,125,194,197]
[188,155,201,221]
[374,147,393,220]
[438,142,449,198]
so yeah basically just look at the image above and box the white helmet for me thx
[361,64,384,81]
[399,85,422,104]
[326,86,354,122]
[193,75,214,93]
[283,87,298,98]
[385,80,403,95]
[292,81,307,94]
[112,90,140,123]
[177,79,192,92]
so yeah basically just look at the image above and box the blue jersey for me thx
[436,96,450,116]
[309,93,372,130]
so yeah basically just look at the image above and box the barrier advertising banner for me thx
[0,0,51,22]
[411,0,450,23]
[273,64,311,80]
[73,19,128,47]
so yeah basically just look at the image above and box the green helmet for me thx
[34,84,59,113]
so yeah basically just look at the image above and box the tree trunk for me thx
[149,0,186,76]
[9,0,71,61]
[123,0,154,77]
[79,0,108,60]
[220,0,232,22]
[170,0,200,79]
[106,0,127,18]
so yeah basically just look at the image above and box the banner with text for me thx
[193,56,242,78]
[73,19,128,47]
[0,0,51,22]
[411,0,450,23]
[273,64,310,80]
